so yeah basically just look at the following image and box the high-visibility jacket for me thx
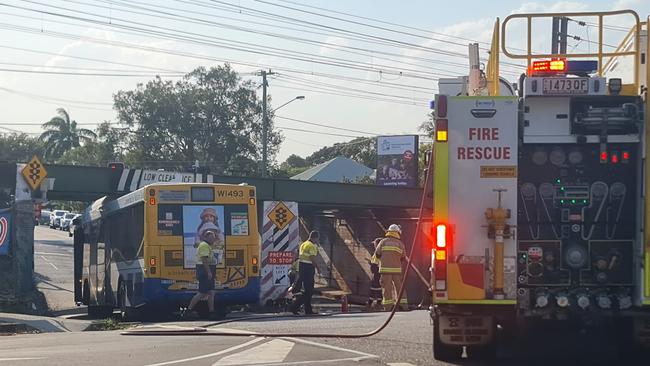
[375,237,404,274]
[299,240,318,264]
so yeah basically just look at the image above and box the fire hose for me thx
[122,157,434,339]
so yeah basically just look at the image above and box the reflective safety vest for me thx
[299,240,318,264]
[375,237,404,274]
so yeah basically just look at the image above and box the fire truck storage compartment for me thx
[570,96,641,136]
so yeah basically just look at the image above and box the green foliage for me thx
[284,154,307,168]
[58,122,128,167]
[0,133,44,162]
[47,200,87,213]
[305,137,376,169]
[113,65,280,175]
[39,108,97,160]
[341,175,375,185]
[86,317,128,331]
[420,113,434,138]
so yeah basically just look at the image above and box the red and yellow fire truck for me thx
[430,10,650,360]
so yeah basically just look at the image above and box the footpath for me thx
[0,295,368,335]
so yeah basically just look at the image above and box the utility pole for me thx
[551,17,569,55]
[259,69,275,177]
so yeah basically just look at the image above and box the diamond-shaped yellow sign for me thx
[267,202,295,231]
[21,155,47,191]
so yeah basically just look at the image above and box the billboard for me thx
[0,209,11,256]
[376,135,419,188]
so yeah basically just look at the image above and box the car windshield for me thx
[55,212,66,216]
[65,214,75,219]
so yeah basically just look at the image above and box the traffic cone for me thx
[341,295,348,313]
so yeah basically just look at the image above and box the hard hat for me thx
[387,224,401,234]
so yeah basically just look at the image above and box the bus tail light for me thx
[149,257,157,274]
[252,256,258,273]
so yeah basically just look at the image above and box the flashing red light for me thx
[611,153,619,164]
[600,151,608,163]
[622,151,630,162]
[435,224,447,248]
[530,59,566,75]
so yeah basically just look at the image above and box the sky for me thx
[0,0,648,163]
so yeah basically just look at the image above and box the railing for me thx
[500,10,641,92]
[486,18,500,96]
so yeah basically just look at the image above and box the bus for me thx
[73,183,260,320]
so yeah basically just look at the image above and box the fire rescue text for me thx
[457,127,511,160]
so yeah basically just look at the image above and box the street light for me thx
[262,95,305,177]
[273,95,305,112]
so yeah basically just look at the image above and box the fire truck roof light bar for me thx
[529,60,598,76]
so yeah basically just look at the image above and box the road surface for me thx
[34,224,76,312]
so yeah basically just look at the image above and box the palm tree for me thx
[39,108,97,160]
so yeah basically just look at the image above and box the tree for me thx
[420,113,434,138]
[58,122,128,166]
[0,133,44,162]
[39,108,97,161]
[305,137,376,169]
[285,154,306,168]
[113,65,281,175]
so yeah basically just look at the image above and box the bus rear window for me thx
[191,187,214,202]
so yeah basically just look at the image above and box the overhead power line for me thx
[0,3,441,81]
[275,115,381,135]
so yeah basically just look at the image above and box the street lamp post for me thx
[261,95,305,177]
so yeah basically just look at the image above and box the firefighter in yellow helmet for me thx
[375,224,408,311]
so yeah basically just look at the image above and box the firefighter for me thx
[375,224,408,311]
[289,231,319,315]
[366,238,383,311]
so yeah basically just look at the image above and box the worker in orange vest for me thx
[375,224,408,311]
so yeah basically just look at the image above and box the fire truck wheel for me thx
[433,313,462,361]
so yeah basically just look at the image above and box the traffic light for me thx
[107,162,125,170]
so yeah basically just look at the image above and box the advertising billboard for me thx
[0,209,11,256]
[376,135,419,188]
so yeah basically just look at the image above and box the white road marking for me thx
[35,252,72,257]
[40,256,59,270]
[388,363,417,366]
[213,339,295,365]
[284,337,378,359]
[144,337,265,366]
[0,358,46,362]
[260,357,373,365]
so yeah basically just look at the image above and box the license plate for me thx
[542,78,588,95]
[438,316,493,345]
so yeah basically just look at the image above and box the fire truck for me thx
[430,10,650,360]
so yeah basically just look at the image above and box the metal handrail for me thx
[501,10,640,87]
[486,18,500,96]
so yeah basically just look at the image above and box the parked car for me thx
[50,210,69,229]
[61,213,80,231]
[68,214,82,237]
[39,210,52,226]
